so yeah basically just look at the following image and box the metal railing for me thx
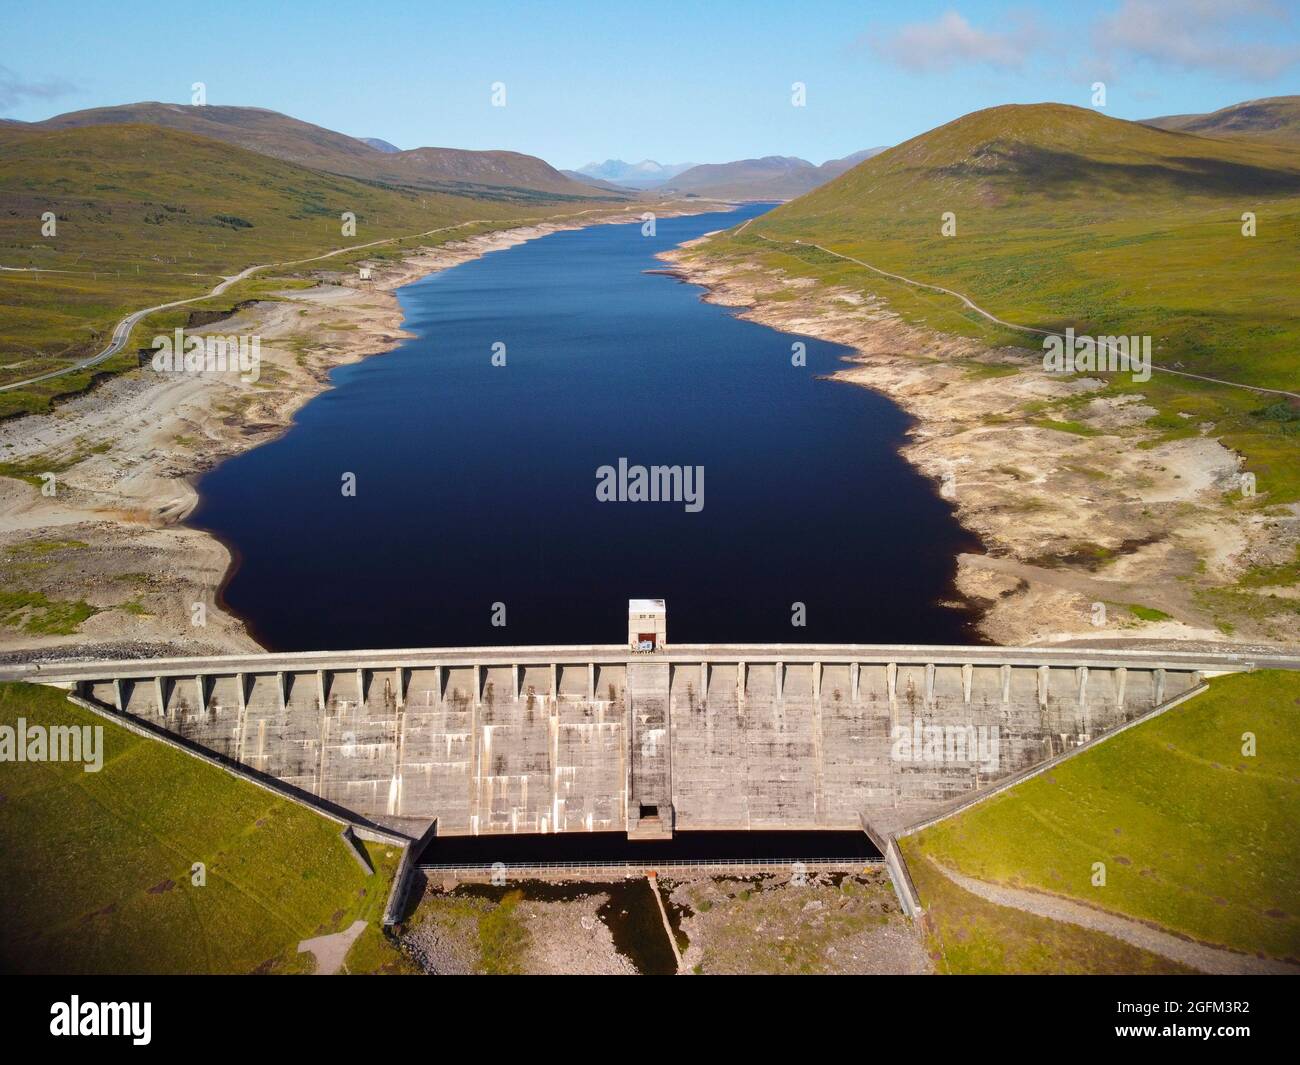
[418,857,884,876]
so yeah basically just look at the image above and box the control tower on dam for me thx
[13,601,1288,842]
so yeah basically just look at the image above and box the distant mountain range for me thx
[18,103,613,200]
[1142,95,1300,145]
[575,159,695,189]
[662,148,889,200]
[560,170,633,193]
[13,102,897,203]
[570,149,891,200]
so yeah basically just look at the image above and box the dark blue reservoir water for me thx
[190,204,981,650]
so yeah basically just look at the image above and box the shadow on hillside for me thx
[938,143,1300,196]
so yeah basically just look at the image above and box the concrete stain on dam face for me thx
[83,655,1204,836]
[189,203,981,651]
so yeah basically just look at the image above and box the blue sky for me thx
[3,0,1298,169]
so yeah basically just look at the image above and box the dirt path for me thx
[928,858,1299,975]
[297,920,367,975]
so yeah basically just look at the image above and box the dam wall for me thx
[8,644,1272,837]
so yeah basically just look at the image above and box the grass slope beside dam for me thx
[0,680,410,974]
[903,670,1300,973]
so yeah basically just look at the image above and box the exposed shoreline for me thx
[3,203,1295,661]
[657,234,1299,649]
[0,204,719,661]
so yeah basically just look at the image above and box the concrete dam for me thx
[11,631,1286,841]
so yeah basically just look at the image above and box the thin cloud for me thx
[871,10,1042,73]
[0,65,78,112]
[1093,0,1300,79]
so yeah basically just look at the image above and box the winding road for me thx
[735,219,1300,402]
[0,201,671,396]
[9,205,1293,404]
[0,220,503,395]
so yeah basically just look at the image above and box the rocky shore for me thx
[658,235,1299,648]
[0,205,714,659]
[3,202,1293,660]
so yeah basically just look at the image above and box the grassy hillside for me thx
[903,670,1300,969]
[737,103,1300,392]
[0,122,609,414]
[0,680,411,974]
[686,102,1300,508]
[904,851,1193,975]
[1144,95,1300,145]
[33,102,615,199]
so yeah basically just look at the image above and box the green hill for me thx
[33,102,613,199]
[734,102,1300,393]
[0,681,410,974]
[780,101,1300,217]
[902,670,1300,973]
[0,122,610,413]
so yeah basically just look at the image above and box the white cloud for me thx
[1093,0,1300,79]
[0,66,77,112]
[872,10,1041,72]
